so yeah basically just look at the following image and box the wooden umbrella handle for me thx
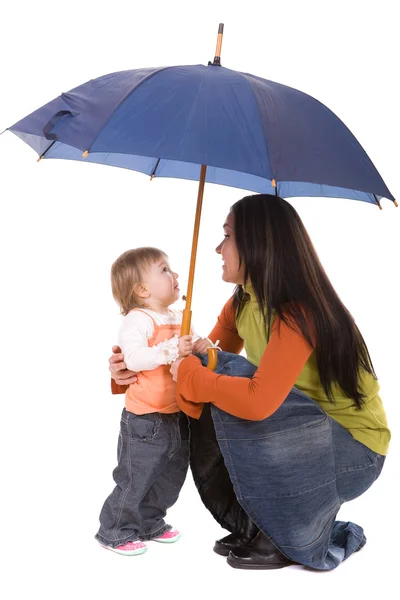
[207,347,219,371]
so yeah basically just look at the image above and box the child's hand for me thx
[178,335,193,357]
[192,338,213,355]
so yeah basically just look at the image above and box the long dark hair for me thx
[231,194,376,408]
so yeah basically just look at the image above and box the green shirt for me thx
[236,287,390,455]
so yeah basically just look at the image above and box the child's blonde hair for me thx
[111,247,168,315]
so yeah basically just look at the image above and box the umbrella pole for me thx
[181,22,226,334]
[181,164,207,335]
[180,165,218,371]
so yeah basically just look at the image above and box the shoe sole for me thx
[227,555,292,570]
[152,533,182,544]
[101,544,148,556]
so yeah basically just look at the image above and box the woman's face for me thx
[216,211,246,285]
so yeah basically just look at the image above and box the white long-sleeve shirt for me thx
[118,308,200,372]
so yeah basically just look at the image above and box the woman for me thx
[110,194,389,570]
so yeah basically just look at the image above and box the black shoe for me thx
[213,517,259,556]
[227,530,294,570]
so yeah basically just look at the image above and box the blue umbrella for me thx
[4,24,396,345]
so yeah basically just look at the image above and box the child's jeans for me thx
[95,409,189,547]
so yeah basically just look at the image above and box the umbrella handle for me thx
[207,347,218,371]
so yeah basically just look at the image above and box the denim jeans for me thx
[198,351,385,570]
[95,409,189,547]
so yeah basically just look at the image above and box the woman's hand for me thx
[109,345,138,385]
[170,357,186,382]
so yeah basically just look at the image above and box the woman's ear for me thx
[133,282,149,299]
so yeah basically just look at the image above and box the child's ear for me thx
[133,283,149,299]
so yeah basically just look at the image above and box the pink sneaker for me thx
[152,528,182,543]
[101,540,148,555]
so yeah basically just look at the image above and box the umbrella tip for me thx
[82,150,89,158]
[394,200,398,207]
[210,23,224,66]
[373,195,382,210]
[37,155,43,162]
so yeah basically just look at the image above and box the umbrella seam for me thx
[239,72,276,189]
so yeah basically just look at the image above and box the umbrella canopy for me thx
[8,65,394,206]
[5,23,396,352]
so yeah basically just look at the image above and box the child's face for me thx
[142,258,180,308]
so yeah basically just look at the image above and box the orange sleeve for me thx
[207,297,244,354]
[177,316,313,420]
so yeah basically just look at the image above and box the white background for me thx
[0,1,398,599]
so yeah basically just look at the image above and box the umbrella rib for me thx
[37,140,57,162]
[150,158,161,180]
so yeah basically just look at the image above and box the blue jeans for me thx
[198,352,385,570]
[95,410,189,547]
